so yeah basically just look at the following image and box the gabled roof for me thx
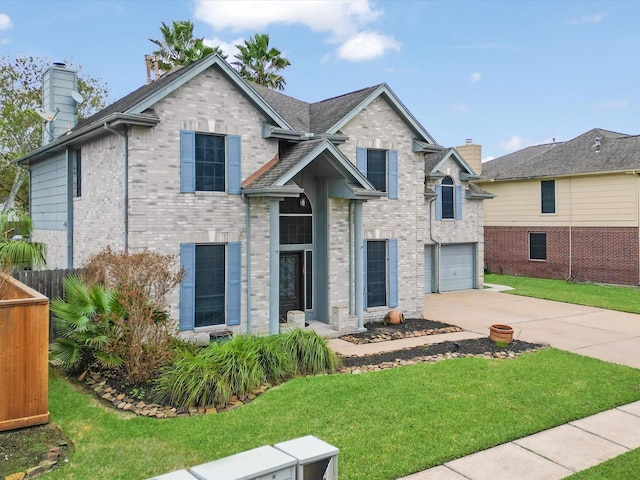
[424,148,476,177]
[483,128,640,181]
[242,138,383,199]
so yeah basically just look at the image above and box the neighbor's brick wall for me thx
[485,226,639,285]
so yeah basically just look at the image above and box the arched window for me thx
[441,176,455,219]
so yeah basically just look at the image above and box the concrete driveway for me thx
[424,288,640,369]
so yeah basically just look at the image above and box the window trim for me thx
[529,232,547,261]
[364,238,398,309]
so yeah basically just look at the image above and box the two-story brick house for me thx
[18,54,491,338]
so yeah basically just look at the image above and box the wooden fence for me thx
[12,269,83,340]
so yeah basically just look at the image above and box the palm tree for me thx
[0,211,46,270]
[149,20,226,72]
[233,33,291,91]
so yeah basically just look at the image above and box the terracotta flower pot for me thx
[489,324,514,343]
[383,310,405,325]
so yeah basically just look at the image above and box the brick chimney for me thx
[41,63,79,145]
[456,138,482,175]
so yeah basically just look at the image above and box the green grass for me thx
[45,349,640,480]
[485,273,640,314]
[567,448,640,479]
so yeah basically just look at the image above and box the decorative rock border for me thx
[83,372,267,418]
[339,325,463,344]
[339,346,546,374]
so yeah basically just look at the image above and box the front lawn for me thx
[485,273,640,314]
[45,348,640,480]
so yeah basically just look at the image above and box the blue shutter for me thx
[435,185,443,220]
[388,150,398,199]
[455,185,462,220]
[388,238,398,308]
[363,239,368,309]
[356,147,367,177]
[180,131,196,193]
[179,243,195,330]
[227,242,241,326]
[227,135,241,194]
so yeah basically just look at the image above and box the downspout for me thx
[244,195,252,334]
[103,123,129,254]
[349,201,354,315]
[565,178,573,280]
[429,197,441,293]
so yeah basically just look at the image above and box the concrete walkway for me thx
[328,287,640,479]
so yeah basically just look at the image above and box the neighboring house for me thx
[17,54,491,339]
[478,128,640,285]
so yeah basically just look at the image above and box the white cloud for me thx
[0,13,12,30]
[448,103,469,113]
[194,0,399,62]
[593,99,630,110]
[0,38,9,45]
[337,31,400,61]
[569,13,604,25]
[470,72,481,84]
[204,36,244,60]
[499,135,531,152]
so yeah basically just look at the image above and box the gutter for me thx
[103,123,130,254]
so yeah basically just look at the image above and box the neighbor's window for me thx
[195,133,226,192]
[541,180,555,214]
[441,176,455,219]
[529,232,547,260]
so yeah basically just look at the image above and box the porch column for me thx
[354,200,365,331]
[269,198,280,334]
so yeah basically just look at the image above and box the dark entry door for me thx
[279,251,304,321]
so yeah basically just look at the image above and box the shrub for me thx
[81,247,184,383]
[153,329,340,408]
[282,328,341,375]
[50,275,123,371]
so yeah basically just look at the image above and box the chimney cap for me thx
[52,62,66,68]
[465,138,473,144]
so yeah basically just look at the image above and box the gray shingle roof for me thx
[248,82,382,135]
[309,85,381,134]
[483,128,640,180]
[424,149,450,173]
[245,139,326,189]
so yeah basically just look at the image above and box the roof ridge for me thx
[311,84,382,105]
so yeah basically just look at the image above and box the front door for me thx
[279,251,304,322]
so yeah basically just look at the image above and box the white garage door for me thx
[441,243,475,291]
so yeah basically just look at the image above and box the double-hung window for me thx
[364,239,398,309]
[436,176,462,220]
[356,147,398,199]
[541,180,555,214]
[180,131,241,194]
[529,232,547,260]
[180,243,241,330]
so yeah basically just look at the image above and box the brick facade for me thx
[485,226,639,285]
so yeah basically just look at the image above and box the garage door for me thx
[424,245,433,293]
[441,243,475,291]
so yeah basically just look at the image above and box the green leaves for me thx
[233,33,291,90]
[148,20,226,72]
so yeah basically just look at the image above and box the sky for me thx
[1,0,639,161]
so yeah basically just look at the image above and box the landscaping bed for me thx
[339,318,462,344]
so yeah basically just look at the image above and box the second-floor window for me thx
[441,176,455,219]
[180,131,241,194]
[356,147,398,199]
[541,180,555,214]
[436,176,461,220]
